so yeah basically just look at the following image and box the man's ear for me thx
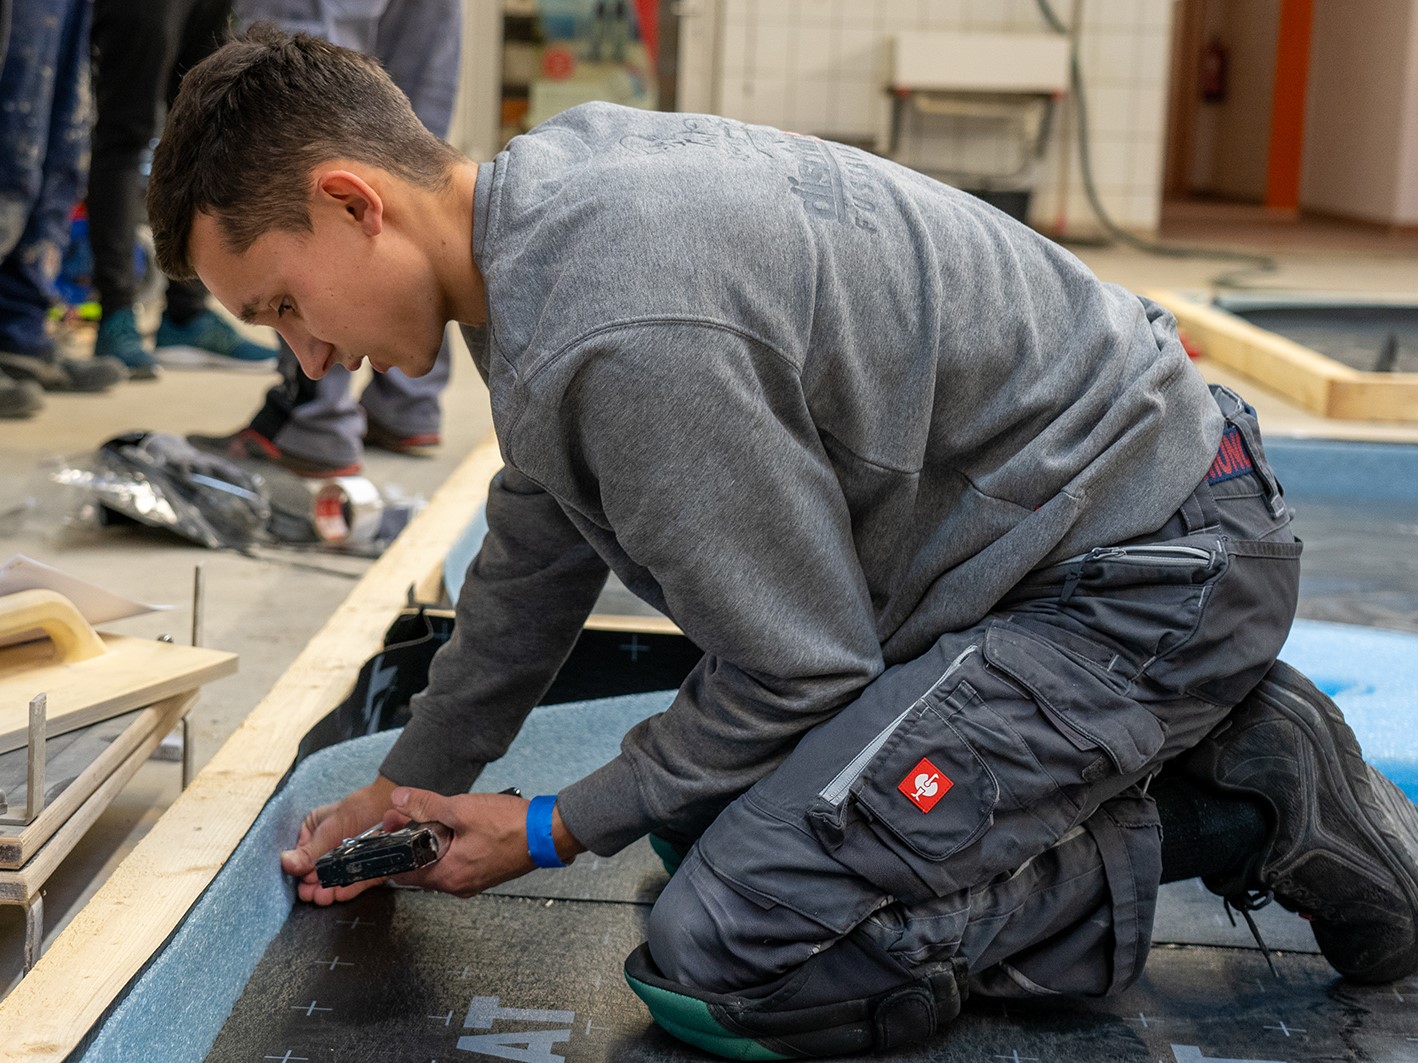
[315,170,384,236]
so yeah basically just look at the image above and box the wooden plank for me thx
[1329,377,1418,423]
[1149,289,1418,423]
[0,434,504,1061]
[0,589,236,755]
[584,612,682,635]
[0,707,159,868]
[0,691,197,903]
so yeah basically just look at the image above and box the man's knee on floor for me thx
[647,855,757,992]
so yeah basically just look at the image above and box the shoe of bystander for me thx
[155,309,278,370]
[189,427,362,478]
[94,306,160,379]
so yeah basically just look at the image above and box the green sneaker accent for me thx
[95,306,159,378]
[156,310,277,368]
[624,972,792,1061]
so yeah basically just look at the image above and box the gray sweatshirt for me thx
[378,103,1224,856]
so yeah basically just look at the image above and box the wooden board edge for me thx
[1147,289,1418,423]
[1328,378,1418,422]
[0,650,238,758]
[583,612,683,635]
[0,433,504,1059]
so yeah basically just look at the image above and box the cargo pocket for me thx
[806,627,1166,904]
[981,624,1166,779]
[1146,535,1303,705]
[806,652,1000,903]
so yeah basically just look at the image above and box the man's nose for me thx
[279,326,331,379]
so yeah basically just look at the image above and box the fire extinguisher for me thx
[1201,38,1228,103]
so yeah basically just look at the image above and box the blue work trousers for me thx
[0,0,90,357]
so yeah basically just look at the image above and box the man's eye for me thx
[277,299,294,318]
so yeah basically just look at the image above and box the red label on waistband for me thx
[1205,425,1254,485]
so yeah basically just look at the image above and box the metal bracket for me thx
[0,692,48,827]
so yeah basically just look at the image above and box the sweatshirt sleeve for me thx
[512,324,886,855]
[378,464,610,793]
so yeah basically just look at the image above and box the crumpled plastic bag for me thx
[51,431,271,549]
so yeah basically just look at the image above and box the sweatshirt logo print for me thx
[898,757,952,813]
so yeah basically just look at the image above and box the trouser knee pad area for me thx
[623,943,968,1059]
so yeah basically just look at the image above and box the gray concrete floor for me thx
[0,233,1416,994]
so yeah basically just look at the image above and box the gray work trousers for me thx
[235,0,461,464]
[649,385,1302,1005]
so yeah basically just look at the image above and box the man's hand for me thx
[385,787,586,897]
[282,778,589,904]
[281,775,399,905]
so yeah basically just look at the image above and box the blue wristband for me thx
[526,795,567,869]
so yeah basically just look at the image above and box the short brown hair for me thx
[148,24,464,279]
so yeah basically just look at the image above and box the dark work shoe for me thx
[624,944,965,1059]
[189,427,362,479]
[1181,659,1418,984]
[0,373,43,418]
[0,350,127,392]
[363,413,441,457]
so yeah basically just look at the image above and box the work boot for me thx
[1181,659,1418,984]
[189,427,361,478]
[624,942,966,1059]
[363,412,441,457]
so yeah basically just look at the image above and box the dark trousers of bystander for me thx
[0,0,90,357]
[88,0,229,322]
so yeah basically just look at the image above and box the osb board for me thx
[1148,289,1418,423]
[0,634,235,756]
[0,434,505,1061]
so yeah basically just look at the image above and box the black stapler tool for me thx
[315,821,452,888]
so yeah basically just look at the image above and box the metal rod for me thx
[180,715,193,791]
[182,564,205,788]
[25,693,46,822]
[191,563,205,648]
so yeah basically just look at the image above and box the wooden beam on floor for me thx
[0,433,504,1062]
[1149,289,1418,423]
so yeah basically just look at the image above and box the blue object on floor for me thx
[1281,618,1418,803]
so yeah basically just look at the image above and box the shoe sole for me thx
[1256,660,1418,983]
[0,383,43,417]
[366,439,440,458]
[0,353,127,391]
[188,431,361,479]
[155,344,278,372]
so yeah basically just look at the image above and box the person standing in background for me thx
[0,0,125,416]
[88,0,277,378]
[192,0,463,477]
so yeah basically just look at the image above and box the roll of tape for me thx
[311,476,384,543]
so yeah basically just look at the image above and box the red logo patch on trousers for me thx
[898,757,952,812]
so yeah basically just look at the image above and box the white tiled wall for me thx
[710,0,1175,236]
